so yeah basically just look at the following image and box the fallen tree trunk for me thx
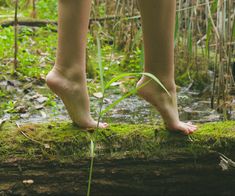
[0,15,140,28]
[0,121,235,195]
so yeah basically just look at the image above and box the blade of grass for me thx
[174,12,179,47]
[100,79,151,116]
[87,139,95,196]
[105,72,170,97]
[97,36,104,94]
[187,19,193,55]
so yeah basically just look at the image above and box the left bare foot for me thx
[46,66,108,129]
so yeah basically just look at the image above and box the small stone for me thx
[36,97,48,103]
[16,105,27,113]
[20,113,30,118]
[40,111,47,118]
[23,179,34,184]
[44,144,50,149]
[35,105,44,110]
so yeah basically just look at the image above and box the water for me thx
[13,87,233,126]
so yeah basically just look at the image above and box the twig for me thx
[16,122,50,148]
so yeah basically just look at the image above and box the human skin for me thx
[46,0,197,134]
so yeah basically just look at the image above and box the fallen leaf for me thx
[93,92,103,98]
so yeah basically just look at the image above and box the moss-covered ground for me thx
[0,120,235,163]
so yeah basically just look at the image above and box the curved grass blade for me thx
[97,37,104,93]
[105,72,170,97]
[101,80,151,116]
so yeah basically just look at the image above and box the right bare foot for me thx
[137,76,197,135]
[46,67,108,129]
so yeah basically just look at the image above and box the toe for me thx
[181,122,196,135]
[167,121,197,135]
[187,125,197,134]
[186,122,197,130]
[98,122,109,128]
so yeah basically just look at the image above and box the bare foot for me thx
[137,76,197,135]
[46,67,108,129]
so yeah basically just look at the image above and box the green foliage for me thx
[0,100,16,113]
[4,0,28,9]
[232,18,235,40]
[0,25,57,78]
[0,26,14,61]
[44,94,57,107]
[36,0,58,20]
[0,89,6,98]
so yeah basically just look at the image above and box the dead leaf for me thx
[93,92,103,98]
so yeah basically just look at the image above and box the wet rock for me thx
[15,105,27,113]
[35,105,44,110]
[23,83,33,94]
[20,113,30,119]
[36,97,48,104]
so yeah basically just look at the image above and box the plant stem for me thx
[14,0,19,71]
[87,139,94,196]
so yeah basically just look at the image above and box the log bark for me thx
[0,157,235,195]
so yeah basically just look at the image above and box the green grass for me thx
[0,120,235,163]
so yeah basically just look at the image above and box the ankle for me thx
[139,76,176,92]
[161,80,176,93]
[51,65,86,83]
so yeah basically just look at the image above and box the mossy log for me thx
[0,121,235,195]
[0,120,235,162]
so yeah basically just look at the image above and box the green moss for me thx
[0,121,235,163]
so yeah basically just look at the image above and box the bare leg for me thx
[46,0,107,128]
[137,0,197,134]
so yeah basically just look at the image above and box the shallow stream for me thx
[13,86,235,126]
